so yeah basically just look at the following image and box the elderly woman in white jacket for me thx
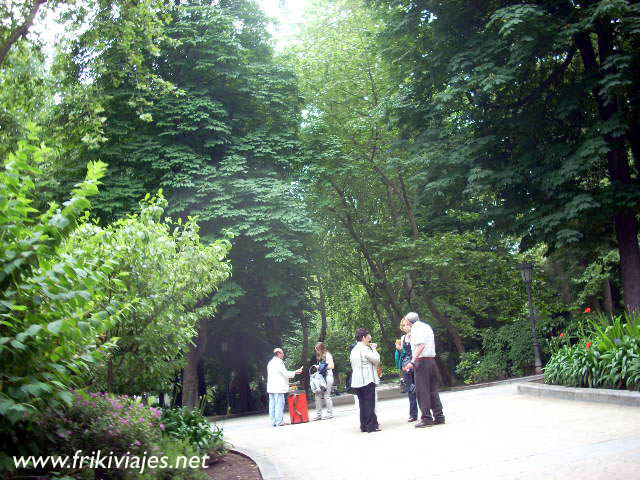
[349,328,381,433]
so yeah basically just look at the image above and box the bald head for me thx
[405,312,420,324]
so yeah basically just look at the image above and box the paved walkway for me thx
[216,383,640,480]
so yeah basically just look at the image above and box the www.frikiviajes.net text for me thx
[13,450,211,474]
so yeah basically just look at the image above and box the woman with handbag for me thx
[313,342,334,420]
[399,317,418,422]
[349,328,381,433]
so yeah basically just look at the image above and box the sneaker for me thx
[313,416,322,421]
[415,420,434,428]
[434,418,445,425]
[322,415,333,420]
[408,417,417,422]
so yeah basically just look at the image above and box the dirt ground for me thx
[204,451,262,480]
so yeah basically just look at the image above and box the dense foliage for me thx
[544,312,640,390]
[0,135,229,470]
[33,393,212,479]
[0,134,114,449]
[2,0,640,472]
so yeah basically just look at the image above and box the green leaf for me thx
[47,320,64,335]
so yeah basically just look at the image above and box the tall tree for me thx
[65,0,312,410]
[374,0,640,310]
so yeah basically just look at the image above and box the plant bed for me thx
[204,450,261,480]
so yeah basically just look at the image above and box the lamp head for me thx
[519,262,533,284]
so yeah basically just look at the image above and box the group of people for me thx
[266,311,445,432]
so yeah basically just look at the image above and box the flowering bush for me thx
[40,392,163,455]
[34,392,208,479]
[544,312,640,391]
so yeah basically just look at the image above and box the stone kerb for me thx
[517,382,640,406]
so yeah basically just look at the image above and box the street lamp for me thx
[519,262,543,374]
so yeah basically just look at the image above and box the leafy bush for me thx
[32,393,207,480]
[543,342,600,387]
[455,318,536,384]
[0,135,117,466]
[544,312,640,391]
[160,408,228,459]
[455,351,506,385]
[68,194,231,395]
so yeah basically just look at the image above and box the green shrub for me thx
[29,393,210,479]
[455,351,506,385]
[544,312,640,391]
[455,318,536,384]
[0,135,117,468]
[160,408,228,459]
[543,342,599,387]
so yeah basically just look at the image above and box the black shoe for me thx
[408,417,417,422]
[368,427,381,432]
[415,420,434,428]
[434,418,445,425]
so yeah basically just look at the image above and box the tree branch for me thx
[487,45,577,111]
[0,0,48,67]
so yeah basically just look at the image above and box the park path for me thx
[216,383,640,480]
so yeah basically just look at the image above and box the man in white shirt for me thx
[402,312,445,428]
[267,348,303,427]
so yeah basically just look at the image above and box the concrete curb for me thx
[517,382,640,406]
[231,447,282,480]
[328,374,546,407]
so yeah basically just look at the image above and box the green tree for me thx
[66,195,231,395]
[373,0,640,310]
[66,0,313,411]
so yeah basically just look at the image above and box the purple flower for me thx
[159,424,165,430]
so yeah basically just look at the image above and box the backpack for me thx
[309,366,327,393]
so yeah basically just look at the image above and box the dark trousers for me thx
[402,370,418,419]
[414,357,444,422]
[355,382,378,432]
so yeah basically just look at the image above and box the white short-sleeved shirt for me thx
[410,320,436,358]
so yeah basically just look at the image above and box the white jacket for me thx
[349,342,380,388]
[267,356,297,393]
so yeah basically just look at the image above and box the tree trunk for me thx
[318,280,328,343]
[603,279,615,315]
[230,338,252,412]
[422,293,466,354]
[182,321,207,409]
[549,258,574,306]
[301,313,311,392]
[575,31,640,312]
[435,356,453,387]
[614,211,640,311]
[0,0,47,67]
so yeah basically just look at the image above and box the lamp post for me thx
[519,262,543,374]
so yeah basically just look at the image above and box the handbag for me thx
[310,371,327,393]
